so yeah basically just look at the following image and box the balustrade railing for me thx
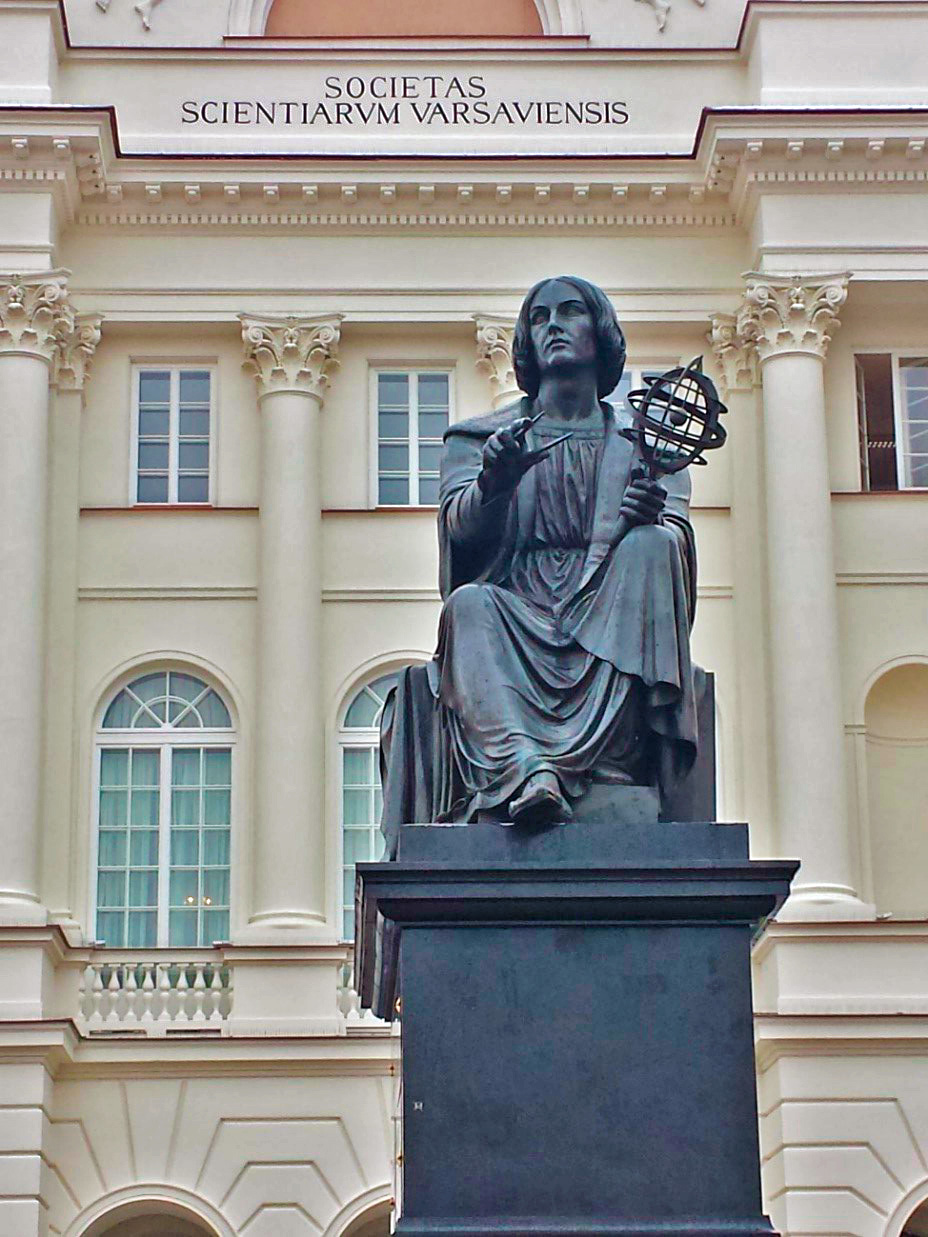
[78,953,232,1035]
[337,955,388,1028]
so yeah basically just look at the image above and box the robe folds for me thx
[380,397,699,859]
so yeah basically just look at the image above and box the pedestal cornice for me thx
[708,312,758,397]
[53,312,102,392]
[0,269,73,364]
[240,312,342,400]
[736,272,849,363]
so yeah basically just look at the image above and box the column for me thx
[240,313,342,936]
[473,314,522,409]
[736,273,870,918]
[708,315,775,838]
[42,314,102,932]
[0,270,73,924]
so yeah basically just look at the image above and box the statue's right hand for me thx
[479,418,536,497]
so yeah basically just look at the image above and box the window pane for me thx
[202,829,229,866]
[130,790,159,828]
[136,472,169,502]
[343,908,354,940]
[103,692,134,728]
[170,869,199,907]
[101,751,128,788]
[172,748,201,786]
[204,789,230,826]
[344,827,372,864]
[343,788,373,826]
[378,373,409,407]
[98,830,127,867]
[418,373,449,406]
[139,371,170,402]
[419,476,440,506]
[131,674,167,703]
[138,408,170,436]
[373,831,387,860]
[97,910,125,947]
[172,789,200,827]
[138,442,169,470]
[179,442,209,470]
[378,411,408,440]
[419,410,449,439]
[171,829,199,865]
[171,673,207,703]
[128,870,158,908]
[197,691,231,727]
[131,750,160,786]
[177,475,209,503]
[179,371,211,403]
[343,869,356,906]
[204,749,231,785]
[99,790,127,828]
[180,408,210,436]
[379,444,409,472]
[130,830,159,866]
[379,476,409,505]
[202,869,229,905]
[202,909,229,943]
[127,911,157,947]
[97,871,125,908]
[343,747,372,786]
[418,444,443,472]
[169,910,198,947]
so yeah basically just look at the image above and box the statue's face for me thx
[527,279,597,376]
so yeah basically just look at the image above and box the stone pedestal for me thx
[357,821,796,1237]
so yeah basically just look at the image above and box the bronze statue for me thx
[381,276,701,854]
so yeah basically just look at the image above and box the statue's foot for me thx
[509,772,572,825]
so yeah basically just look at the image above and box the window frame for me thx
[91,673,236,949]
[855,349,928,493]
[129,361,218,507]
[368,365,455,508]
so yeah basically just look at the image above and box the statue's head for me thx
[512,275,627,400]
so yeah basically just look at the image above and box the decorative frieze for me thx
[0,271,74,363]
[707,313,757,395]
[54,314,103,392]
[473,315,521,408]
[240,313,342,399]
[737,273,849,363]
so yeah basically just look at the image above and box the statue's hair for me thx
[512,275,627,400]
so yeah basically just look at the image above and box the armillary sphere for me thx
[623,355,728,480]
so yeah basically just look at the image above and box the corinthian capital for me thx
[240,313,342,400]
[736,272,849,362]
[0,270,74,363]
[473,314,522,409]
[707,313,757,396]
[54,313,103,392]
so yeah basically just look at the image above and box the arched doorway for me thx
[79,1199,220,1237]
[264,0,544,37]
[902,1196,928,1234]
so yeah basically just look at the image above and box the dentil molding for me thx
[473,314,521,409]
[240,313,342,399]
[736,273,849,363]
[0,270,74,363]
[54,313,103,392]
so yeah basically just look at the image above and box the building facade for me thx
[0,0,927,1232]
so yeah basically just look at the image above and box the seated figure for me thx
[380,276,698,857]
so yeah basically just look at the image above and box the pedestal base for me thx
[357,821,796,1237]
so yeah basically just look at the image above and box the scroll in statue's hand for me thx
[619,475,667,527]
[478,417,545,499]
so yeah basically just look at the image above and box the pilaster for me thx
[239,314,342,940]
[473,314,522,410]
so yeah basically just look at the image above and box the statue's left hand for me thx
[620,476,666,527]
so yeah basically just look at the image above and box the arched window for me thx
[95,671,234,948]
[339,672,397,941]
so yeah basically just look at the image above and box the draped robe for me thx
[380,397,698,858]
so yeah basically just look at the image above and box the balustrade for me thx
[78,953,232,1035]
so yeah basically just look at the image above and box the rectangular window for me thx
[133,366,213,504]
[374,369,452,506]
[95,745,231,947]
[855,352,928,490]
